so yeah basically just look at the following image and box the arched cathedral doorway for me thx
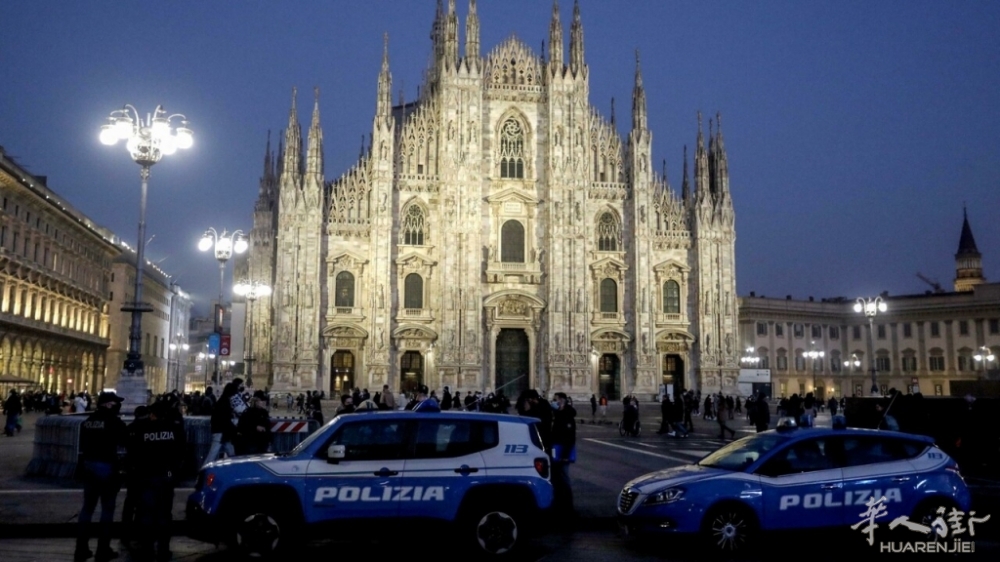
[495,328,529,398]
[662,354,685,400]
[330,351,355,396]
[400,351,424,397]
[599,354,620,400]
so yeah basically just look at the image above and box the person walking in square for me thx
[716,393,736,440]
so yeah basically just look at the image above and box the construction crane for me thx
[916,272,944,294]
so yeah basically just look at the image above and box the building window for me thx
[811,325,822,339]
[794,354,805,372]
[600,278,618,313]
[902,323,912,338]
[404,273,423,309]
[852,326,861,340]
[901,355,916,372]
[991,319,1000,335]
[401,205,425,245]
[929,355,945,371]
[498,118,525,179]
[760,355,770,369]
[596,212,621,252]
[959,320,969,336]
[793,324,804,338]
[958,355,971,372]
[831,356,842,372]
[877,324,886,339]
[335,272,355,307]
[829,326,839,340]
[662,281,680,314]
[876,355,891,372]
[777,353,788,371]
[775,324,784,337]
[930,322,940,337]
[500,220,525,263]
[756,322,768,336]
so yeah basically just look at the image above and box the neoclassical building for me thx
[247,0,739,400]
[0,146,119,394]
[738,212,998,398]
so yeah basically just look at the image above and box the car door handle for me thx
[373,469,399,476]
[820,483,842,490]
[454,466,480,474]
[891,476,911,483]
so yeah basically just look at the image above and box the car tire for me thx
[229,503,296,559]
[911,497,960,530]
[702,503,757,554]
[468,504,523,557]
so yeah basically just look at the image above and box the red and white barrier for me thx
[270,420,311,433]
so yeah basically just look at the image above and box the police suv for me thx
[186,409,553,558]
[616,424,971,553]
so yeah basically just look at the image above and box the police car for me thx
[616,424,971,553]
[186,409,553,558]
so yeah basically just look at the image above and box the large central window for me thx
[401,205,425,245]
[501,220,525,263]
[499,119,525,179]
[404,273,424,309]
[335,271,355,307]
[662,280,680,314]
[600,278,618,313]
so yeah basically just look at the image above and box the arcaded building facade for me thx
[247,1,740,400]
[0,146,119,394]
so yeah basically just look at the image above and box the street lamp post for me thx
[100,105,192,409]
[198,351,216,391]
[199,228,247,387]
[740,346,761,367]
[973,345,996,377]
[854,296,887,396]
[804,341,825,398]
[233,280,272,388]
[168,335,190,392]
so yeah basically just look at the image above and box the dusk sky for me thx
[3,0,999,315]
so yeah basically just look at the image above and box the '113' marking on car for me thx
[780,488,902,510]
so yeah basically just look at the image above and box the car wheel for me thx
[470,506,522,557]
[911,498,960,533]
[231,505,292,558]
[702,504,757,554]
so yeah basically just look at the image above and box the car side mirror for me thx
[327,444,345,463]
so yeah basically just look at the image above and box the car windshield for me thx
[697,433,788,471]
[286,421,333,456]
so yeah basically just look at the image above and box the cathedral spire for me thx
[431,0,444,58]
[681,145,690,201]
[549,0,564,73]
[443,0,459,68]
[305,87,323,179]
[569,0,585,76]
[610,97,616,127]
[376,33,393,129]
[259,130,272,197]
[715,112,730,196]
[282,87,302,180]
[464,0,480,62]
[695,113,710,203]
[631,50,647,131]
[955,207,985,292]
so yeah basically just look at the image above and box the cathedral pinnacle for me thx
[376,33,393,127]
[569,0,585,76]
[681,145,690,201]
[465,0,480,62]
[443,0,459,67]
[282,87,302,181]
[549,0,564,72]
[306,87,323,178]
[610,97,616,127]
[632,49,647,131]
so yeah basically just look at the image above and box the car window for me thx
[757,437,838,477]
[698,434,787,471]
[326,419,408,461]
[841,436,925,468]
[412,420,499,459]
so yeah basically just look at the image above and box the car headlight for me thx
[644,488,684,506]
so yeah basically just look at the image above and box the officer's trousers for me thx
[77,461,120,552]
[136,475,174,553]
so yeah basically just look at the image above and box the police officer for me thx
[76,391,127,562]
[127,400,186,561]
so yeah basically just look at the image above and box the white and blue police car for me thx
[186,408,553,558]
[616,423,971,553]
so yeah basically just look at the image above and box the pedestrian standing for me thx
[441,386,452,411]
[754,393,771,433]
[716,394,736,439]
[550,392,577,518]
[380,384,395,410]
[202,382,238,469]
[589,394,597,423]
[3,389,23,436]
[75,391,126,562]
[598,394,608,423]
[683,392,694,432]
[236,393,272,455]
[128,400,185,561]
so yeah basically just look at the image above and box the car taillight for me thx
[205,472,216,488]
[534,457,550,479]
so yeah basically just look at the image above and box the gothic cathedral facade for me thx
[245,0,739,401]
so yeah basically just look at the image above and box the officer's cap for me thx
[97,391,124,405]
